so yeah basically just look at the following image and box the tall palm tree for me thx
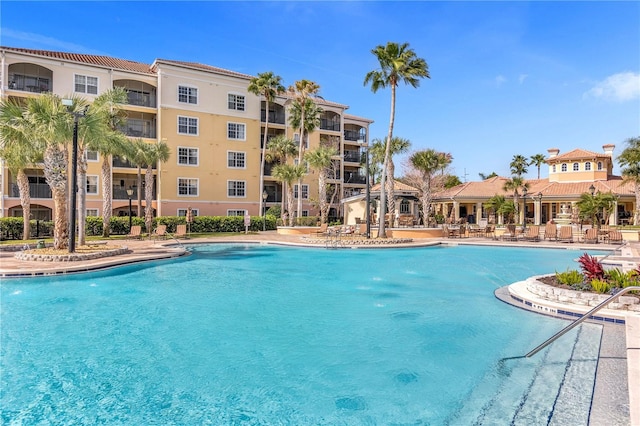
[529,153,546,179]
[304,145,337,224]
[248,72,285,217]
[502,176,529,224]
[288,79,320,220]
[140,140,171,235]
[409,149,452,226]
[91,87,130,237]
[618,136,640,225]
[266,135,298,213]
[510,154,529,177]
[483,195,506,225]
[364,42,429,237]
[24,93,70,249]
[272,164,305,226]
[0,98,42,240]
[371,136,410,220]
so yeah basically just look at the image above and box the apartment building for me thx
[0,46,372,221]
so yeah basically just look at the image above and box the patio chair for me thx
[583,228,598,244]
[174,224,188,239]
[608,230,623,244]
[127,225,142,240]
[557,226,574,243]
[543,223,557,241]
[313,223,329,237]
[522,225,540,242]
[152,224,167,240]
[467,224,482,237]
[484,224,496,240]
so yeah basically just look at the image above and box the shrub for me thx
[606,268,639,289]
[555,269,584,286]
[590,279,611,294]
[578,253,604,281]
[266,205,281,218]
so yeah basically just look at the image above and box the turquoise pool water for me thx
[1,244,603,424]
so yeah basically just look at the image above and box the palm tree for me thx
[248,72,285,218]
[0,98,42,240]
[266,135,298,213]
[409,149,452,226]
[140,140,171,235]
[304,145,337,224]
[483,195,506,224]
[529,153,546,179]
[272,164,305,226]
[91,87,130,237]
[288,80,320,221]
[577,192,616,229]
[510,154,529,177]
[618,136,640,225]
[371,136,410,220]
[364,42,429,237]
[502,176,529,224]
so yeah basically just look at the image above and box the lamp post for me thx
[537,192,543,225]
[126,186,134,232]
[589,184,596,196]
[365,146,371,239]
[62,99,87,253]
[262,190,268,231]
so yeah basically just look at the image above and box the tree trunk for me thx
[16,169,31,240]
[77,157,87,246]
[137,166,143,217]
[378,83,397,238]
[286,186,295,227]
[101,158,112,237]
[259,99,270,220]
[145,165,154,235]
[43,145,68,250]
[386,160,396,221]
[318,171,327,223]
[296,107,306,221]
[635,182,640,226]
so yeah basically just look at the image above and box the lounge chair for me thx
[583,228,598,244]
[543,223,557,241]
[467,224,482,237]
[153,224,167,240]
[557,226,574,243]
[127,225,142,240]
[175,224,188,239]
[608,230,623,244]
[501,224,518,241]
[314,223,329,237]
[522,225,540,242]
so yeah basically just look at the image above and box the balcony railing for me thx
[344,173,366,184]
[126,91,157,108]
[11,183,52,199]
[112,156,156,169]
[344,130,366,142]
[117,119,156,139]
[320,119,340,132]
[344,151,362,163]
[261,111,286,125]
[8,74,51,93]
[112,186,154,200]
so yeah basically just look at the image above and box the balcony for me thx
[126,91,157,108]
[112,186,155,200]
[344,151,362,163]
[114,79,157,108]
[8,63,53,94]
[261,110,286,125]
[344,125,366,142]
[117,118,156,139]
[11,183,52,199]
[113,156,156,169]
[344,172,366,184]
[320,119,340,132]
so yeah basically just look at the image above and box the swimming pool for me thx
[1,244,604,424]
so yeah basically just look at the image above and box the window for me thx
[561,163,567,172]
[85,150,99,162]
[227,122,246,140]
[178,147,199,166]
[294,133,309,149]
[585,162,591,171]
[177,208,198,217]
[228,93,245,111]
[86,175,98,194]
[597,161,603,170]
[227,210,247,216]
[294,158,309,173]
[294,184,309,199]
[573,163,579,171]
[75,74,98,94]
[178,178,198,196]
[86,209,99,217]
[227,151,246,168]
[400,200,411,214]
[178,85,198,104]
[302,210,309,217]
[552,165,556,173]
[178,116,198,135]
[228,181,246,197]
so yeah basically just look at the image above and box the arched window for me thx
[585,162,591,171]
[561,163,567,172]
[597,161,603,170]
[573,163,579,171]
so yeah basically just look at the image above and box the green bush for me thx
[590,279,611,294]
[606,268,639,289]
[266,205,281,218]
[555,269,584,286]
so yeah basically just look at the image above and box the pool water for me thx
[1,244,604,424]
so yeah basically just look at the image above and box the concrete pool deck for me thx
[1,232,638,425]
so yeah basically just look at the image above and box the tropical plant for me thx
[408,149,452,227]
[443,175,462,188]
[140,140,171,234]
[605,268,637,289]
[304,145,338,224]
[502,176,529,223]
[529,153,546,179]
[578,253,605,281]
[272,164,305,226]
[590,279,610,294]
[483,195,507,224]
[555,269,584,286]
[577,191,616,228]
[248,71,285,218]
[371,137,410,219]
[364,41,429,237]
[479,172,498,180]
[266,135,298,213]
[510,154,529,177]
[617,136,640,225]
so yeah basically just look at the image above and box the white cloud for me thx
[1,29,108,55]
[583,71,640,102]
[495,75,506,87]
[518,74,528,84]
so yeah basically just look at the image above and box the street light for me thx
[126,186,134,232]
[262,190,268,231]
[589,184,596,196]
[62,99,87,253]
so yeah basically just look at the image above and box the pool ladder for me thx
[325,231,343,249]
[526,286,640,357]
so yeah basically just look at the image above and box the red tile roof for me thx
[152,59,254,80]
[550,148,609,161]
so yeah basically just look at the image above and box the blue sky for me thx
[2,1,639,180]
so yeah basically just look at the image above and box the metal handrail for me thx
[526,286,640,357]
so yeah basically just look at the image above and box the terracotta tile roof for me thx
[550,148,609,161]
[1,46,154,74]
[153,59,254,80]
[344,113,374,123]
[371,180,418,192]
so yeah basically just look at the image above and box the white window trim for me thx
[561,163,567,172]
[177,177,199,197]
[227,92,246,112]
[227,150,247,169]
[85,150,99,162]
[227,209,247,216]
[294,184,309,199]
[177,208,199,217]
[86,175,99,195]
[86,208,99,217]
[177,115,199,136]
[227,122,247,141]
[177,146,199,167]
[177,84,199,105]
[74,74,98,95]
[585,162,592,171]
[227,180,247,198]
[572,162,579,171]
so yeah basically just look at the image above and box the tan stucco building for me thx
[0,47,372,221]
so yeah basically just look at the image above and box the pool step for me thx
[447,323,601,425]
